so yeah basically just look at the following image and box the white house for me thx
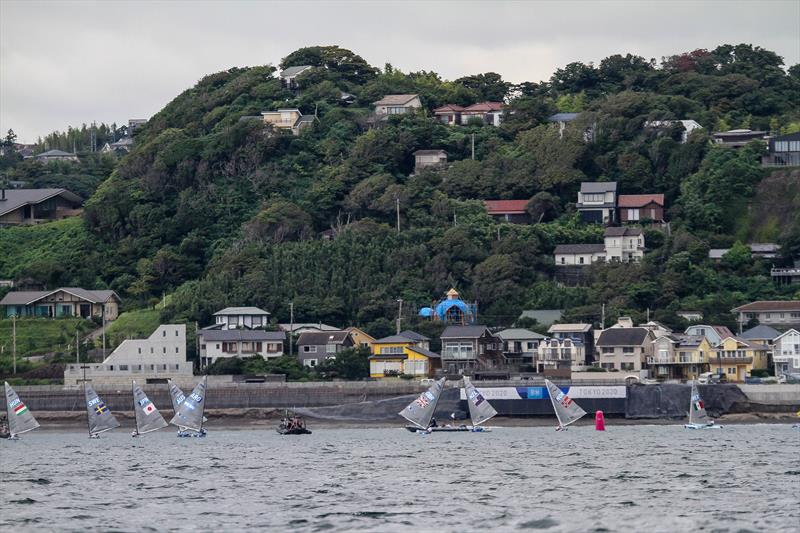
[773,329,800,375]
[280,65,313,89]
[212,307,270,330]
[64,325,193,387]
[198,329,285,367]
[372,94,422,116]
[553,244,605,266]
[604,227,644,262]
[537,337,586,371]
[644,119,703,143]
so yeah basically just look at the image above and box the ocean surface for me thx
[1,424,798,532]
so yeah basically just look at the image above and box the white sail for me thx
[169,376,207,432]
[463,377,497,426]
[5,382,40,436]
[399,378,445,429]
[545,379,586,428]
[688,380,711,425]
[132,381,168,435]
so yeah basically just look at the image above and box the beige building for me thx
[0,188,83,226]
[596,327,654,372]
[261,109,316,135]
[1,288,120,320]
[604,227,645,262]
[64,325,192,387]
[413,150,447,172]
[372,94,422,116]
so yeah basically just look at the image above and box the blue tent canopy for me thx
[435,299,469,321]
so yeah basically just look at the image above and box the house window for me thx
[138,348,141,354]
[307,359,317,367]
[561,257,566,264]
[380,347,405,355]
[120,365,128,371]
[304,346,317,353]
[216,344,220,349]
[601,347,614,354]
[527,342,535,350]
[176,347,179,353]
[579,256,585,265]
[627,209,639,221]
[622,347,635,354]
[621,362,635,371]
[326,344,336,354]
[727,367,736,374]
[601,363,615,370]
[583,193,604,203]
[163,330,166,337]
[163,347,166,354]
[200,344,206,350]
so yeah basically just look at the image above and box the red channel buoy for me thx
[595,410,606,431]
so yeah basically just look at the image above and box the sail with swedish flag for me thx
[85,383,120,437]
[132,380,168,436]
[169,376,207,433]
[5,381,40,438]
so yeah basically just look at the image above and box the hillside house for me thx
[372,94,422,116]
[128,119,147,135]
[732,301,800,330]
[596,327,655,372]
[368,335,440,378]
[210,307,270,330]
[773,329,800,375]
[460,102,505,126]
[197,329,285,367]
[279,322,339,335]
[618,194,665,223]
[762,132,800,167]
[649,334,711,380]
[537,337,585,376]
[100,137,134,154]
[64,325,192,387]
[484,200,531,224]
[604,227,645,262]
[261,109,316,135]
[554,244,605,266]
[280,65,313,90]
[34,149,78,162]
[433,104,464,125]
[496,328,546,366]
[345,327,375,351]
[0,188,83,225]
[709,243,781,261]
[677,311,703,322]
[576,182,617,224]
[547,112,579,138]
[644,119,702,143]
[413,149,447,172]
[439,325,503,375]
[711,129,767,148]
[1,288,120,320]
[296,331,354,367]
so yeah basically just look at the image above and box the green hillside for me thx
[1,43,799,338]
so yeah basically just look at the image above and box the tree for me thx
[526,192,561,222]
[454,72,511,102]
[280,46,378,86]
[4,129,17,147]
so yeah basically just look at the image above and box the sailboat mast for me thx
[83,370,91,436]
[547,384,565,428]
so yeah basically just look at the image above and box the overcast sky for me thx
[1,0,798,143]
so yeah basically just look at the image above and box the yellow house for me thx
[346,327,375,352]
[369,335,440,378]
[709,336,769,382]
[650,334,713,380]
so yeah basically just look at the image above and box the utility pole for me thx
[395,197,400,234]
[601,303,605,330]
[471,133,475,160]
[396,299,403,335]
[289,302,294,357]
[75,330,80,365]
[101,304,106,356]
[12,314,16,375]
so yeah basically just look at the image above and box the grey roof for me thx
[408,346,441,359]
[278,323,339,332]
[213,307,270,316]
[548,112,579,122]
[741,324,781,340]
[373,94,419,106]
[496,328,546,341]
[708,249,729,259]
[35,149,76,158]
[297,331,351,345]
[440,325,493,339]
[519,309,563,326]
[399,330,430,342]
[748,243,780,253]
[199,330,285,342]
[280,65,313,78]
[0,188,83,217]
[554,243,605,254]
[414,149,447,156]
[596,327,651,346]
[0,287,119,306]
[548,323,592,333]
[373,335,416,344]
[604,227,642,237]
[580,181,617,193]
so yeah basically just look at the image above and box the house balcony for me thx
[708,356,753,365]
[762,152,800,167]
[647,356,705,365]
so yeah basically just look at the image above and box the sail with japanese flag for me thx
[132,380,168,435]
[463,377,497,426]
[688,380,711,425]
[545,379,586,429]
[5,382,40,437]
[399,378,445,429]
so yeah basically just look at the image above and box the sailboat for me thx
[131,381,168,437]
[685,380,722,429]
[167,379,207,435]
[545,379,586,431]
[85,383,120,438]
[463,377,497,432]
[400,378,463,433]
[169,376,207,438]
[2,382,40,439]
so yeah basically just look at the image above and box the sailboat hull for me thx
[405,425,470,433]
[684,423,723,430]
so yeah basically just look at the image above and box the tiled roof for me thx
[604,227,642,237]
[463,102,504,112]
[399,330,429,341]
[741,324,781,340]
[732,301,800,312]
[597,327,651,346]
[0,288,119,306]
[554,244,605,254]
[297,331,351,345]
[0,188,83,217]
[280,65,312,78]
[548,112,580,122]
[617,194,664,208]
[495,328,546,340]
[440,325,492,339]
[484,200,529,215]
[580,181,617,193]
[214,307,270,316]
[373,335,415,344]
[433,104,465,113]
[373,94,419,106]
[407,346,440,359]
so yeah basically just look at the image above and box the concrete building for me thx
[1,288,120,320]
[211,307,270,330]
[537,337,585,375]
[261,109,316,135]
[732,301,800,330]
[711,129,767,148]
[198,329,285,367]
[773,329,800,376]
[64,325,192,387]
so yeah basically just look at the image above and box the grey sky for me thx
[2,0,798,143]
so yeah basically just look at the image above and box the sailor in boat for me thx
[429,417,438,428]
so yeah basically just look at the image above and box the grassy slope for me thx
[104,307,161,349]
[0,217,93,278]
[0,317,93,358]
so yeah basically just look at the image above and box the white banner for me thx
[459,387,522,400]
[566,386,627,399]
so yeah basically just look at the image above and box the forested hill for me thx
[3,44,800,339]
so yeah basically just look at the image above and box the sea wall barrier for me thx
[11,381,799,418]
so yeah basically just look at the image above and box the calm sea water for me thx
[1,424,798,532]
